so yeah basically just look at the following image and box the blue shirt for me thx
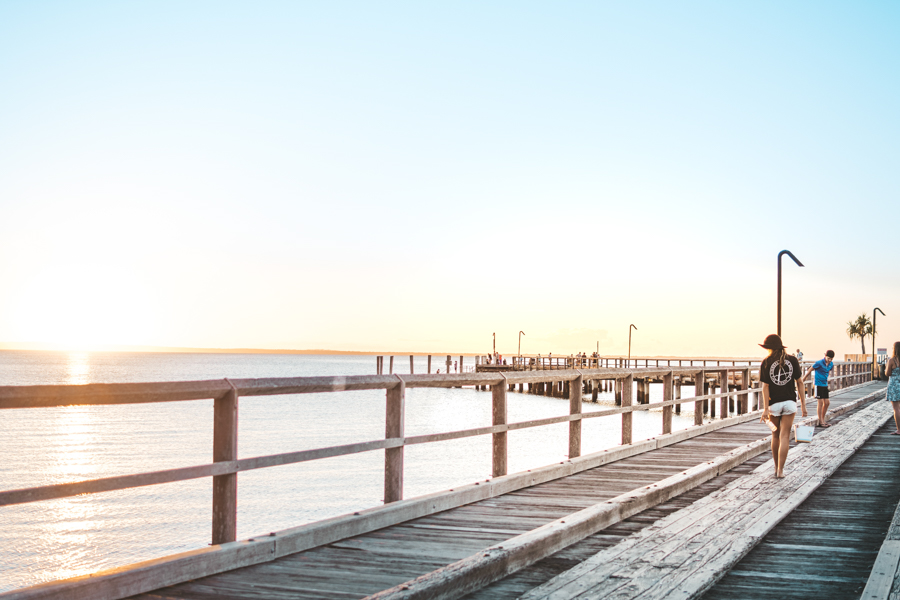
[812,358,834,386]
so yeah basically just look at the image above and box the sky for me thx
[1,1,898,358]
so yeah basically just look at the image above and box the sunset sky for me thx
[1,2,898,357]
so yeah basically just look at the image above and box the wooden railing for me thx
[493,356,760,370]
[0,363,872,548]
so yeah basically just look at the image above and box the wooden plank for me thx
[862,528,900,598]
[519,395,890,600]
[362,436,775,600]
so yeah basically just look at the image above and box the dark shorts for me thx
[816,386,829,399]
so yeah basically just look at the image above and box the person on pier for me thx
[759,334,808,478]
[802,350,835,428]
[886,342,900,434]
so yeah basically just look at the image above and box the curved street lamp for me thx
[518,331,525,357]
[777,250,804,338]
[628,324,638,368]
[873,308,885,379]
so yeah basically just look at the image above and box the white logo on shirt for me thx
[770,360,793,386]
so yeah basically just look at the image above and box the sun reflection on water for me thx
[65,352,92,385]
[49,406,99,482]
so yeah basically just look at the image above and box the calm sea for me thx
[0,350,703,592]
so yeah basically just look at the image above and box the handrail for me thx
[0,362,873,547]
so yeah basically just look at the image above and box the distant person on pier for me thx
[803,350,835,428]
[886,342,900,434]
[759,334,807,478]
[796,349,804,363]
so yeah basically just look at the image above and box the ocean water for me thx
[0,351,705,592]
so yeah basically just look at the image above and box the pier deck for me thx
[704,418,900,600]
[128,382,887,600]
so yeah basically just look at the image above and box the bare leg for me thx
[817,398,831,426]
[892,401,900,433]
[776,413,796,477]
[770,415,782,473]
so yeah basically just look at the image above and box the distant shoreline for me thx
[0,343,759,360]
[0,343,482,356]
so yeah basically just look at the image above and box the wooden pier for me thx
[0,362,888,600]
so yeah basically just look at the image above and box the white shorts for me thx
[769,400,797,416]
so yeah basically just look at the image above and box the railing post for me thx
[662,372,673,435]
[212,383,238,545]
[740,368,750,414]
[384,377,405,503]
[492,377,508,477]
[719,369,729,419]
[622,374,633,445]
[569,373,583,458]
[694,371,704,426]
[674,376,682,415]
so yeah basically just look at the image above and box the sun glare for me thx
[9,267,158,350]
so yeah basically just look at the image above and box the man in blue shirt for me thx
[803,350,835,427]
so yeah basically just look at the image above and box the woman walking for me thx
[759,334,807,478]
[886,342,900,434]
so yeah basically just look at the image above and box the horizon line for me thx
[0,342,762,360]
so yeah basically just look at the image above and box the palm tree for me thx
[847,313,874,354]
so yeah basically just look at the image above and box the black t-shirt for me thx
[760,353,801,402]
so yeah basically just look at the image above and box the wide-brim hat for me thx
[759,334,785,350]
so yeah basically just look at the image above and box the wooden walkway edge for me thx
[520,392,891,600]
[862,475,900,599]
[359,384,886,600]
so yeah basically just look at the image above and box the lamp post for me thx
[777,250,804,338]
[628,324,637,368]
[873,308,885,379]
[518,331,525,357]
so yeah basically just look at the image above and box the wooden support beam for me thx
[662,373,673,435]
[409,355,414,374]
[674,376,682,415]
[492,380,507,477]
[719,369,729,419]
[212,385,238,545]
[621,375,633,445]
[740,368,750,414]
[384,379,405,503]
[427,355,432,374]
[569,374,583,459]
[694,372,704,426]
